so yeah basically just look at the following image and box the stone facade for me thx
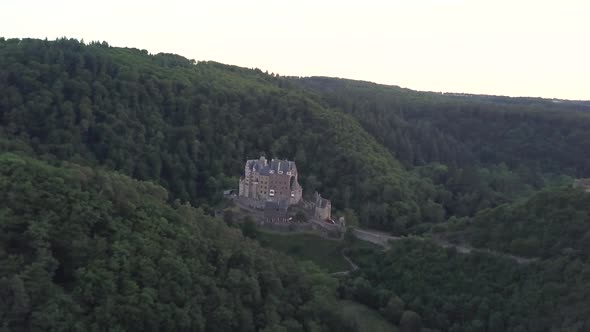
[314,192,331,221]
[573,178,590,193]
[263,200,289,223]
[239,156,303,205]
[238,156,339,230]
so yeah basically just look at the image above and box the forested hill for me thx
[0,153,352,331]
[442,93,590,111]
[0,37,437,231]
[1,37,589,232]
[2,37,590,332]
[287,76,590,221]
[293,76,590,175]
[464,186,590,259]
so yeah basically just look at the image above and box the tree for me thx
[381,295,405,324]
[223,210,235,226]
[400,310,422,332]
[343,208,359,228]
[241,217,258,239]
[294,210,306,223]
[343,227,356,246]
[488,312,505,332]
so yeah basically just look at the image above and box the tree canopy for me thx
[2,37,590,332]
[0,153,353,331]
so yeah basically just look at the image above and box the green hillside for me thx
[294,76,590,174]
[291,77,590,331]
[0,37,440,232]
[294,77,588,217]
[2,37,590,332]
[463,186,590,259]
[343,239,590,332]
[0,153,354,331]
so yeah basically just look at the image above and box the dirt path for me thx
[433,236,539,264]
[352,228,401,248]
[331,252,360,276]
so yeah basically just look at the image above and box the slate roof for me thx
[269,160,293,173]
[247,157,296,175]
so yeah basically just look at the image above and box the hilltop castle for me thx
[238,156,339,227]
[239,156,303,205]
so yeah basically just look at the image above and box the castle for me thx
[238,156,339,227]
[239,156,303,206]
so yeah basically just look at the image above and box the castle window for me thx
[287,171,292,175]
[278,170,283,174]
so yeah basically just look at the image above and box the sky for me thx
[2,0,589,100]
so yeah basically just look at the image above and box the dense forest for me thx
[293,76,590,332]
[294,77,589,218]
[460,187,590,259]
[0,153,353,331]
[294,77,590,175]
[0,37,442,232]
[3,38,589,232]
[1,38,590,331]
[342,239,590,332]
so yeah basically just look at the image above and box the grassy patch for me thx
[257,231,381,273]
[338,300,398,332]
[257,232,350,272]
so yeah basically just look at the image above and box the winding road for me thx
[352,228,538,265]
[228,197,538,268]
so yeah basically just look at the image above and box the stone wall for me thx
[573,179,590,192]
[313,192,332,221]
[258,222,313,233]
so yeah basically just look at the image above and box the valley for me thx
[1,37,589,332]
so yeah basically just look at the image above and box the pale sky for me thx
[2,0,589,100]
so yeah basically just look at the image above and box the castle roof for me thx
[246,157,297,175]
